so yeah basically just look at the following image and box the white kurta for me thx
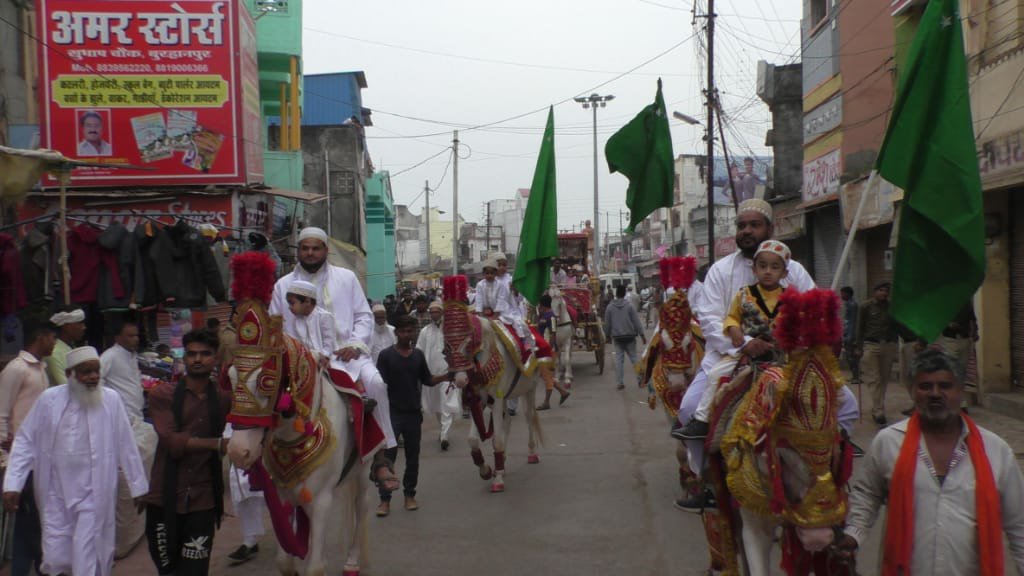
[370,324,396,364]
[289,307,337,363]
[271,264,395,448]
[416,323,458,415]
[100,344,144,420]
[4,386,148,576]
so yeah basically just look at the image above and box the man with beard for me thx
[416,301,460,451]
[838,348,1024,574]
[370,304,397,363]
[269,227,398,480]
[143,329,231,576]
[3,346,148,576]
[673,198,859,510]
[45,308,86,386]
[100,320,159,558]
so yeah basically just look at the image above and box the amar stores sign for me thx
[36,0,263,187]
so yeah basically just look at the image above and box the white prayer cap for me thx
[287,280,318,300]
[66,346,100,370]
[428,300,443,311]
[737,198,773,222]
[372,304,387,313]
[197,223,219,238]
[482,256,500,271]
[50,309,85,326]
[298,227,329,245]
[492,252,508,262]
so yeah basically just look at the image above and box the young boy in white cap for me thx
[679,239,791,440]
[286,280,373,405]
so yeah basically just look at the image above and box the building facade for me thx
[365,171,396,301]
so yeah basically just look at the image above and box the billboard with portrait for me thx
[712,155,772,206]
[36,0,263,187]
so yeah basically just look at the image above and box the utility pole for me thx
[324,149,332,238]
[485,201,492,258]
[424,180,430,268]
[452,130,459,276]
[705,0,717,264]
[574,93,615,275]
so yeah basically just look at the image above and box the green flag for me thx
[875,0,984,342]
[513,107,558,305]
[604,78,675,233]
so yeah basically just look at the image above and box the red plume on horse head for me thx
[231,251,278,304]
[443,275,469,303]
[773,288,843,351]
[659,256,698,289]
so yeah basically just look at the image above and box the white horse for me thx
[546,286,575,387]
[443,299,544,493]
[227,335,369,576]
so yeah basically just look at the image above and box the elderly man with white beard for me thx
[3,346,148,576]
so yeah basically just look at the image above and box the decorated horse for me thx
[224,252,385,576]
[442,275,545,493]
[705,288,853,576]
[545,285,576,387]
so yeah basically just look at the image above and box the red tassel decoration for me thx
[660,259,673,289]
[277,391,294,414]
[772,288,843,350]
[677,255,698,290]
[231,251,278,304]
[443,275,469,302]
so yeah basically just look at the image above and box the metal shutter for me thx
[1010,196,1024,389]
[811,205,842,289]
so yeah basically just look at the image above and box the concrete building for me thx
[365,171,396,301]
[288,72,373,280]
[489,189,530,256]
[394,204,422,275]
[0,1,37,150]
[798,0,897,291]
[958,0,1024,407]
[422,207,463,269]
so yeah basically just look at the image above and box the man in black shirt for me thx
[375,315,446,517]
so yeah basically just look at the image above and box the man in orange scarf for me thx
[837,348,1024,575]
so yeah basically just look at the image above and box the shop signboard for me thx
[802,148,841,205]
[16,193,233,232]
[36,0,262,187]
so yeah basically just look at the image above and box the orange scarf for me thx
[883,412,1003,576]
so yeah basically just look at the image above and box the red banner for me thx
[37,0,263,187]
[16,194,234,234]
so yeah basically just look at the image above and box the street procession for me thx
[1,0,1024,574]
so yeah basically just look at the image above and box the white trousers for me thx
[694,355,740,422]
[235,497,265,547]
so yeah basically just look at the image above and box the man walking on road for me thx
[857,282,900,426]
[0,321,55,576]
[840,286,861,384]
[605,285,646,391]
[100,320,159,558]
[838,348,1024,574]
[44,308,86,386]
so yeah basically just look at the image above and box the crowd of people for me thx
[0,208,1017,574]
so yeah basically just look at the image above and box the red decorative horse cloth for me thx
[327,367,386,463]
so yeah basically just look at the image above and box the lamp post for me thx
[673,109,716,265]
[574,93,614,275]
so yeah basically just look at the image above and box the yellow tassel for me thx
[293,417,305,433]
[300,486,312,505]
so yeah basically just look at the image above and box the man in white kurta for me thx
[674,199,859,491]
[417,301,459,450]
[370,304,397,364]
[3,346,148,576]
[270,227,396,449]
[99,322,158,558]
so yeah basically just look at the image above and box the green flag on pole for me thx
[604,78,675,233]
[513,106,558,305]
[875,0,984,342]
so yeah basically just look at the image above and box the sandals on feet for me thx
[559,391,571,405]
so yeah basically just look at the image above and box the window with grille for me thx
[255,0,288,12]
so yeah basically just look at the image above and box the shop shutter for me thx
[811,206,842,289]
[1010,196,1024,389]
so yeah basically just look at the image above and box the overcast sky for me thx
[303,0,803,234]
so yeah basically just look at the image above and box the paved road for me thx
[104,346,1024,575]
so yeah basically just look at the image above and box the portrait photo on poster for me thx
[76,109,113,157]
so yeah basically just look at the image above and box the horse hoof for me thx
[527,454,540,464]
[479,466,493,480]
[490,482,505,493]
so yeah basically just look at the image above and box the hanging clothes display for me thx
[20,224,54,305]
[148,220,226,308]
[0,232,27,316]
[96,221,144,309]
[67,223,124,304]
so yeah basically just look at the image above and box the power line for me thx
[389,148,451,177]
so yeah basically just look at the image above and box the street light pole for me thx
[574,93,614,275]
